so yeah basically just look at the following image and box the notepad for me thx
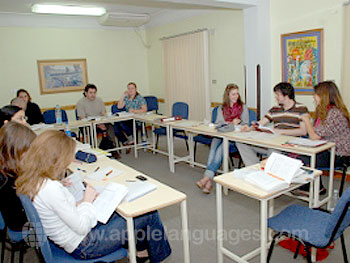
[287,138,327,147]
[125,181,157,202]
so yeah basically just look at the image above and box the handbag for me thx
[216,123,235,133]
[75,150,97,163]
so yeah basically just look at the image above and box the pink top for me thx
[222,103,243,123]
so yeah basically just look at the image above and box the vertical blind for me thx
[162,30,210,121]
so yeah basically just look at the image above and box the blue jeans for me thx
[71,211,171,262]
[114,120,134,144]
[205,138,224,178]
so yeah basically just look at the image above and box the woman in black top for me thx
[0,122,36,230]
[17,89,43,125]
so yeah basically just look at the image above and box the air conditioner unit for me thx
[99,12,150,27]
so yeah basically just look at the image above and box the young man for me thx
[237,82,309,166]
[76,84,121,159]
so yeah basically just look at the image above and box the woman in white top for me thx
[16,130,171,262]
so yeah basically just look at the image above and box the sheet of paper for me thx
[85,166,123,181]
[65,172,85,201]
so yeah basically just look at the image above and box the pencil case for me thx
[75,150,97,163]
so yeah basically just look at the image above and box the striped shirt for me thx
[265,102,308,129]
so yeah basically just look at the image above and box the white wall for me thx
[270,0,344,112]
[146,10,246,111]
[0,23,149,119]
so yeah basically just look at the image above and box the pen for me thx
[126,180,136,182]
[105,170,113,176]
[77,168,87,173]
[94,166,100,172]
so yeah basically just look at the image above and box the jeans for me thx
[71,211,171,262]
[114,120,134,144]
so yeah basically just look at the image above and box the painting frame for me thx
[37,58,88,94]
[281,28,323,95]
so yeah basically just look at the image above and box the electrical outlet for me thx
[212,79,217,84]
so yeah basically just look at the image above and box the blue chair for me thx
[154,102,189,150]
[43,110,68,124]
[111,104,126,115]
[144,96,159,114]
[0,211,30,263]
[267,188,350,263]
[18,195,128,263]
[248,109,257,125]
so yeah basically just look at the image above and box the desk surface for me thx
[69,156,186,218]
[213,164,322,200]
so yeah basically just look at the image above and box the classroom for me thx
[1,0,350,263]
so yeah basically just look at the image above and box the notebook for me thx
[286,138,327,147]
[125,181,157,202]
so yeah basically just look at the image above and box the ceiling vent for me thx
[99,12,151,27]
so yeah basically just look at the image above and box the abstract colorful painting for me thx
[281,29,323,94]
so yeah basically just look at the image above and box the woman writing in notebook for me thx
[196,84,249,194]
[16,130,171,262]
[299,81,350,194]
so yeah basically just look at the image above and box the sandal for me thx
[202,181,213,194]
[196,177,209,189]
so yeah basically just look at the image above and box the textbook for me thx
[244,152,303,193]
[286,138,327,147]
[125,181,157,202]
[253,123,276,134]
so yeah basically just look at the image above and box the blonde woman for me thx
[196,84,249,194]
[16,130,171,262]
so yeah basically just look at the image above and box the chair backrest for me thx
[211,107,219,123]
[111,104,126,114]
[0,211,5,230]
[144,96,159,113]
[172,102,189,119]
[248,109,257,125]
[43,110,68,124]
[325,188,350,240]
[19,195,54,262]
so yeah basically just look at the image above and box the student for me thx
[196,84,249,194]
[17,89,43,125]
[0,105,28,128]
[116,82,147,146]
[15,130,171,262]
[236,82,309,166]
[76,84,121,159]
[0,122,36,231]
[298,81,350,194]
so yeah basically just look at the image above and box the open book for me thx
[252,123,276,134]
[244,152,303,193]
[65,173,128,224]
[286,138,327,147]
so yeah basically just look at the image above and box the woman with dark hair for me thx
[17,89,43,125]
[16,130,171,262]
[0,122,36,230]
[196,84,249,194]
[0,105,28,128]
[298,81,350,195]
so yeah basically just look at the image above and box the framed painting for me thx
[281,29,323,94]
[37,59,88,94]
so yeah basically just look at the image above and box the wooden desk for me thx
[69,156,190,263]
[214,165,322,263]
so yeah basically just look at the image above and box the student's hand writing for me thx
[61,178,72,187]
[83,185,98,203]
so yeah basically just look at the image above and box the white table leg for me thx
[216,183,224,263]
[181,200,190,263]
[268,199,274,241]
[260,200,268,263]
[93,123,98,149]
[327,146,336,210]
[133,119,138,158]
[223,138,229,195]
[151,125,156,154]
[189,133,194,167]
[168,125,175,173]
[126,217,137,263]
[310,155,320,208]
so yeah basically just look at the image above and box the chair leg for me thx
[305,245,312,263]
[155,134,159,149]
[1,234,5,263]
[238,156,243,169]
[19,244,24,263]
[267,234,278,263]
[339,165,348,197]
[183,132,189,151]
[341,234,348,263]
[293,241,301,259]
[194,142,197,162]
[10,243,15,263]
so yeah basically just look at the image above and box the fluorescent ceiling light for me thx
[32,4,106,16]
